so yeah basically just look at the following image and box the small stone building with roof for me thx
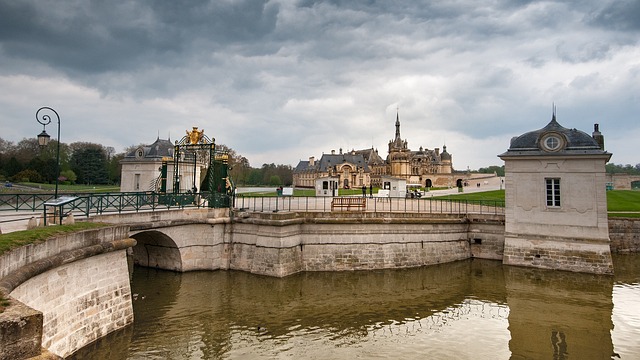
[120,136,206,193]
[498,112,613,274]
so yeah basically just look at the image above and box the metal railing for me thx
[0,191,228,218]
[1,192,504,218]
[235,195,505,215]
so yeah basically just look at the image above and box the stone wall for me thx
[10,251,133,358]
[0,226,135,360]
[502,236,613,275]
[609,218,640,253]
[226,213,505,277]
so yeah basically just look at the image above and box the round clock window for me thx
[541,134,563,152]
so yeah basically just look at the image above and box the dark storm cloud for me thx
[590,0,640,31]
[0,0,278,74]
[0,0,638,168]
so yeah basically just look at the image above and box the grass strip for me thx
[0,222,109,255]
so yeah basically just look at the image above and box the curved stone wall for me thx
[0,226,136,359]
[10,250,133,358]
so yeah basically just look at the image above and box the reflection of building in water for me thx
[68,259,621,359]
[504,266,614,359]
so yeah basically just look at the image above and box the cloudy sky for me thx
[1,0,638,169]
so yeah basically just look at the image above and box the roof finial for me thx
[552,102,557,122]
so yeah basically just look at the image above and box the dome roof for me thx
[440,145,452,161]
[500,114,611,159]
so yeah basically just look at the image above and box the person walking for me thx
[362,185,367,197]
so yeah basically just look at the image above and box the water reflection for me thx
[71,255,640,359]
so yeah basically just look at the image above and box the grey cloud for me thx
[0,0,279,74]
[589,0,640,32]
[555,41,611,63]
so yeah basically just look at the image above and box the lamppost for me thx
[36,107,61,199]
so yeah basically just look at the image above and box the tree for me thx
[108,153,125,184]
[477,165,505,177]
[59,169,77,184]
[10,169,43,183]
[606,163,640,175]
[269,175,281,186]
[70,142,110,184]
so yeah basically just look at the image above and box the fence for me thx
[235,195,505,215]
[1,192,505,218]
[0,192,225,218]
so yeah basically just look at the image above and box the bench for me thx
[331,197,367,211]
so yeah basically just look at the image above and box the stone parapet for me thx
[0,226,136,359]
[503,235,613,275]
[609,218,640,253]
[225,212,505,277]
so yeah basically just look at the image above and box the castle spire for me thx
[395,110,401,142]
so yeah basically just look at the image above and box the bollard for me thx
[27,216,38,230]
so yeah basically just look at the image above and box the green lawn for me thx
[606,190,640,211]
[437,189,640,216]
[432,190,506,203]
[0,222,109,255]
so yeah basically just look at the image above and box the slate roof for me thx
[294,153,370,173]
[122,138,174,161]
[499,114,611,158]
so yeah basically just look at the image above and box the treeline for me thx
[605,163,640,175]
[0,137,120,185]
[0,137,293,187]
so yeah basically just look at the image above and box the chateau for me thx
[293,113,458,189]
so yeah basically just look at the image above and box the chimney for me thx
[435,148,440,156]
[309,156,315,167]
[592,123,605,150]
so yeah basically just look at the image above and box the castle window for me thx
[546,178,561,207]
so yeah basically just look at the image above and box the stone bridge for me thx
[92,207,506,277]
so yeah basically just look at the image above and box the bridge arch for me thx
[131,230,183,271]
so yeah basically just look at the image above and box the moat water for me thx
[71,255,640,359]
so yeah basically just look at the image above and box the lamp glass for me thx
[38,130,50,147]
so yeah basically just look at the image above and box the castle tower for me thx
[498,112,613,274]
[387,111,410,178]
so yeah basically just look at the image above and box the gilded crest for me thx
[186,127,205,144]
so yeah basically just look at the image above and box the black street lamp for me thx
[36,107,61,199]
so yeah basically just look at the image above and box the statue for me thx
[186,127,205,144]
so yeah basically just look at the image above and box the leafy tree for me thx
[59,169,77,184]
[477,165,505,177]
[70,142,109,184]
[108,153,125,184]
[606,163,640,175]
[4,157,23,178]
[10,169,43,183]
[269,175,281,186]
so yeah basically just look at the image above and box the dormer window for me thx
[540,133,565,152]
